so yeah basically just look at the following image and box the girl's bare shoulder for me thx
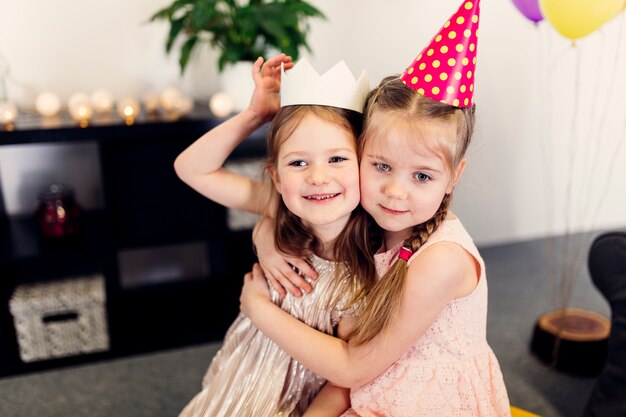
[406,241,477,299]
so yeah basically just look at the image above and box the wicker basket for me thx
[9,274,109,362]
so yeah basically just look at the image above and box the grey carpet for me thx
[484,234,610,417]
[0,231,614,417]
[0,343,220,417]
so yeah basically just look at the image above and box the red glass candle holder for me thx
[36,184,82,240]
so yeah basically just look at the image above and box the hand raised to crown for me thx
[248,53,294,123]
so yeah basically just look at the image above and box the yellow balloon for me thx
[539,0,623,40]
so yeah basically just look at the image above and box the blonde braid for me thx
[407,193,452,254]
[348,194,452,345]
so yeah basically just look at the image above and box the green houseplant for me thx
[150,0,325,74]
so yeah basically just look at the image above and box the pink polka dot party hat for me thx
[401,0,480,108]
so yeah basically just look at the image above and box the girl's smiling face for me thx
[359,113,465,245]
[270,113,360,236]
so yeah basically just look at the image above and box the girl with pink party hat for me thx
[241,1,512,416]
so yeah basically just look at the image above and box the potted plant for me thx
[150,0,326,74]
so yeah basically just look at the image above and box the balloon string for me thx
[548,41,574,69]
[563,14,626,304]
[589,104,626,233]
[539,24,559,308]
[577,32,605,231]
[560,46,582,311]
[587,12,626,233]
[546,39,576,309]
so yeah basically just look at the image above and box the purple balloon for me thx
[511,0,544,23]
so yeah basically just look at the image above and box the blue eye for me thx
[414,172,432,182]
[289,160,307,167]
[329,156,348,163]
[374,162,391,172]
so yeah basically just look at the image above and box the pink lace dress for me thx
[342,217,511,417]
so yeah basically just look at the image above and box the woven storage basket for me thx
[9,274,109,362]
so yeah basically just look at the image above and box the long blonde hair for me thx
[263,105,378,299]
[348,76,476,345]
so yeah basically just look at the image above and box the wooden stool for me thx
[530,307,610,376]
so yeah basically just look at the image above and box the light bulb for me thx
[0,101,17,124]
[160,87,182,112]
[116,97,141,124]
[142,91,160,114]
[173,95,194,116]
[209,92,234,118]
[68,93,93,123]
[91,89,114,113]
[35,92,61,117]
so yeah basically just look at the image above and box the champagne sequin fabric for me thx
[179,255,350,417]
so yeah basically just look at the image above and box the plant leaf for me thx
[236,6,260,44]
[290,1,326,19]
[166,17,186,53]
[220,42,246,67]
[150,0,195,21]
[179,36,199,74]
[191,0,218,31]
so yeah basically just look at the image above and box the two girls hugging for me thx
[174,1,511,416]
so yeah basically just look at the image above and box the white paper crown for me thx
[281,58,370,113]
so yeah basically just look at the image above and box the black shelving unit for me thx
[0,108,265,376]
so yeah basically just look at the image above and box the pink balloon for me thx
[511,0,544,23]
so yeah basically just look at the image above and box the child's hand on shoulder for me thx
[253,217,318,298]
[240,263,273,317]
[248,53,294,123]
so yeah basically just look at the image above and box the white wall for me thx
[1,0,625,245]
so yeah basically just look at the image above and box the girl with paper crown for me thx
[241,1,512,416]
[174,53,375,416]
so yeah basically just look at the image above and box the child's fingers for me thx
[255,262,288,297]
[290,258,318,280]
[275,271,306,297]
[240,272,255,311]
[266,274,287,298]
[260,54,283,76]
[252,56,264,85]
[257,262,302,297]
[271,61,293,78]
[265,53,286,66]
[251,264,272,291]
[282,59,294,70]
[262,54,294,77]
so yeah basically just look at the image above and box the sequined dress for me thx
[342,217,511,417]
[179,255,350,417]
